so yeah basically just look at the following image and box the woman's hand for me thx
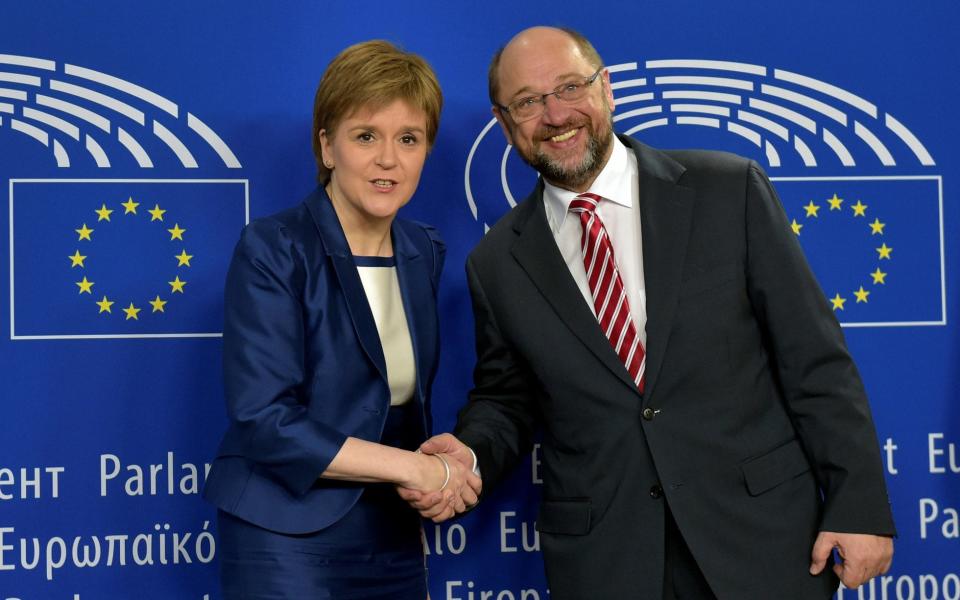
[408,451,450,493]
[321,437,479,522]
[401,449,481,522]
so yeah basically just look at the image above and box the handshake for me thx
[397,433,482,523]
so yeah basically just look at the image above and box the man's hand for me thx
[809,531,893,589]
[420,433,478,473]
[396,434,482,522]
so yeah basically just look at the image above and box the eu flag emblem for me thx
[10,179,248,339]
[774,176,944,327]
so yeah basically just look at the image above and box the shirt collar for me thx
[543,136,632,233]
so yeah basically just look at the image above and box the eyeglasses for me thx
[497,69,604,123]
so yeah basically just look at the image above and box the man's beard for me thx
[517,116,614,190]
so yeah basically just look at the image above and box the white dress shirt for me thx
[542,137,647,346]
[356,258,415,406]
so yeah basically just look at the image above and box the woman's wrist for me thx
[431,454,450,491]
[406,449,449,491]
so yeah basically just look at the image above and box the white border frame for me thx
[770,175,946,328]
[9,178,250,340]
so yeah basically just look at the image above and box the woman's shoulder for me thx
[229,205,325,281]
[238,190,325,249]
[248,202,312,236]
[394,218,445,286]
[394,218,444,251]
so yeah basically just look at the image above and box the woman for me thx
[203,40,478,599]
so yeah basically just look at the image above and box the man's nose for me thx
[540,93,572,124]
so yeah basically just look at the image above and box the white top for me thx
[356,257,416,406]
[542,137,647,345]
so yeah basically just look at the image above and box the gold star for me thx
[75,223,94,241]
[871,268,887,285]
[123,302,141,320]
[175,250,193,267]
[75,276,94,294]
[790,219,803,235]
[149,204,167,221]
[121,197,139,214]
[854,286,870,303]
[803,201,820,218]
[68,250,87,268]
[876,243,893,260]
[96,296,114,313]
[830,293,847,311]
[869,218,885,235]
[169,276,187,293]
[95,203,114,221]
[149,295,168,313]
[167,223,186,240]
[851,200,868,217]
[828,194,843,210]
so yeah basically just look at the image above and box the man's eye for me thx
[561,83,581,95]
[516,97,539,109]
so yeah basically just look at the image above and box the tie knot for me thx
[569,192,603,215]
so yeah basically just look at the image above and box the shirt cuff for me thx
[468,447,481,477]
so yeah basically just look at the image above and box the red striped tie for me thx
[569,193,646,391]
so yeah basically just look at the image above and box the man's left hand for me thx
[809,531,893,589]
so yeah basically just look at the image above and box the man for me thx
[412,26,895,599]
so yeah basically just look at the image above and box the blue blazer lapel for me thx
[392,222,437,412]
[304,187,387,383]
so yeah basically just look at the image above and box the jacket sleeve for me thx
[454,254,542,491]
[742,161,896,535]
[221,219,347,497]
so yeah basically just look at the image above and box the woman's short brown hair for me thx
[311,40,443,183]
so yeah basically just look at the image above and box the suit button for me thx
[642,407,656,421]
[649,484,664,499]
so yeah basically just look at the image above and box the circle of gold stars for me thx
[68,196,194,321]
[790,193,891,312]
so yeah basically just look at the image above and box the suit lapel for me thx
[305,188,387,383]
[510,184,641,392]
[627,137,695,401]
[391,222,434,407]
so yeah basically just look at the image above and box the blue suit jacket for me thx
[203,186,444,534]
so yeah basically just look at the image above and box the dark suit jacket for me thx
[203,186,444,534]
[455,136,895,599]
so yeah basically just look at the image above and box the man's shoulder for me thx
[663,147,752,172]
[468,192,535,263]
[622,134,754,178]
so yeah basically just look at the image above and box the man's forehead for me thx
[499,34,592,93]
[503,29,584,66]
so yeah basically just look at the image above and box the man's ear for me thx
[601,69,615,112]
[492,106,515,146]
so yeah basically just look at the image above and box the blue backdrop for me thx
[1,2,957,598]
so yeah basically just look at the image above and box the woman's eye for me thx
[400,134,418,145]
[357,132,375,143]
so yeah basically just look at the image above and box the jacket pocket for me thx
[740,438,812,496]
[678,263,743,300]
[536,499,592,535]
